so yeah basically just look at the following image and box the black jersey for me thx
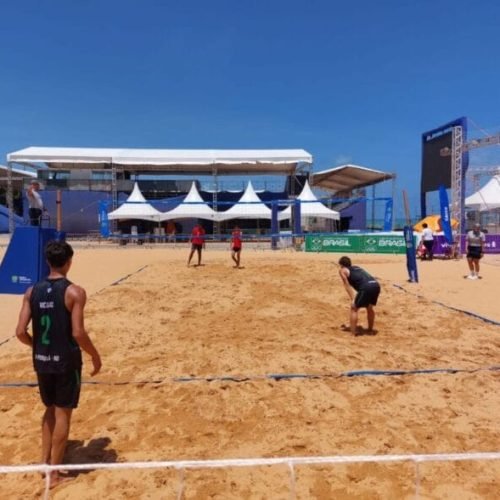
[347,266,378,291]
[30,278,82,373]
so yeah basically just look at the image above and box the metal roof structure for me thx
[7,147,312,175]
[311,164,394,194]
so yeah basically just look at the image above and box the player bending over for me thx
[338,256,381,336]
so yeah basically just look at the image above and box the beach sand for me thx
[0,244,498,499]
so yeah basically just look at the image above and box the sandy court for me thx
[0,243,499,499]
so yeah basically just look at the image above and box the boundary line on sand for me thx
[0,265,149,349]
[392,283,500,326]
[1,365,498,388]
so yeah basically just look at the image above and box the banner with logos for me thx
[433,234,500,255]
[305,233,408,254]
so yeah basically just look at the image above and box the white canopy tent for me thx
[280,180,340,220]
[160,182,217,221]
[216,181,278,221]
[465,175,500,211]
[108,183,162,222]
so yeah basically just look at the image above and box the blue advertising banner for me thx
[404,225,418,283]
[439,185,453,244]
[0,227,63,294]
[383,199,393,231]
[271,203,279,250]
[98,200,110,238]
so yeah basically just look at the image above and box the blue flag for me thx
[98,200,110,238]
[383,199,393,231]
[439,185,453,244]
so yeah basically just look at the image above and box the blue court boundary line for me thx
[0,265,150,349]
[392,284,500,327]
[1,365,498,388]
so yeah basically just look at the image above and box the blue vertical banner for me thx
[383,199,393,231]
[271,202,279,250]
[98,200,110,237]
[438,185,453,244]
[403,225,418,283]
[292,200,301,235]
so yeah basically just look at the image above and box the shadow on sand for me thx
[63,437,118,477]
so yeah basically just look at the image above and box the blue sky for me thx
[1,0,499,215]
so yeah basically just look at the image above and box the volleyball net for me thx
[2,451,499,500]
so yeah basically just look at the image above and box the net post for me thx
[288,461,296,500]
[176,467,185,500]
[414,460,421,500]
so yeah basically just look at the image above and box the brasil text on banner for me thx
[305,234,408,254]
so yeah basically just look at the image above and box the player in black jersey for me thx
[15,240,102,488]
[338,256,381,336]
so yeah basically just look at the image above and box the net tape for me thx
[1,451,499,500]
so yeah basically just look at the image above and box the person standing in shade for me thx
[15,240,102,488]
[466,223,486,279]
[230,226,242,268]
[338,256,381,336]
[27,180,44,226]
[421,222,434,260]
[187,223,206,267]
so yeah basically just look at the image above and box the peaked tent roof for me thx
[160,182,217,221]
[108,183,163,221]
[311,164,394,193]
[281,180,340,220]
[216,181,275,221]
[465,175,500,211]
[7,147,312,175]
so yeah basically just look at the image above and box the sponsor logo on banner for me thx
[306,234,409,254]
[10,275,33,284]
[323,238,351,247]
[378,238,405,247]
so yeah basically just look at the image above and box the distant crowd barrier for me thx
[433,234,500,255]
[305,233,500,255]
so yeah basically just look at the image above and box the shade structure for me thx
[465,175,500,211]
[216,181,274,221]
[413,215,458,232]
[7,147,312,175]
[159,182,217,221]
[108,183,162,222]
[311,164,394,194]
[280,180,340,220]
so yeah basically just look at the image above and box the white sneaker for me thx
[467,274,477,280]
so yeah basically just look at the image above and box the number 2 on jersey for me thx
[41,315,51,345]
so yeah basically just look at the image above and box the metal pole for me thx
[371,184,376,230]
[212,168,218,239]
[402,190,411,225]
[391,174,397,231]
[111,163,117,233]
[451,126,463,257]
[56,189,62,231]
[7,162,14,234]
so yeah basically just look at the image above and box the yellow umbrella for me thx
[413,215,458,232]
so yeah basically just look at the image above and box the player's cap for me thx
[30,179,40,185]
[474,222,481,227]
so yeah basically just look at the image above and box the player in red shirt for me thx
[187,223,206,267]
[230,226,242,268]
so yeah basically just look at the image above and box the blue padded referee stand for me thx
[0,227,65,294]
